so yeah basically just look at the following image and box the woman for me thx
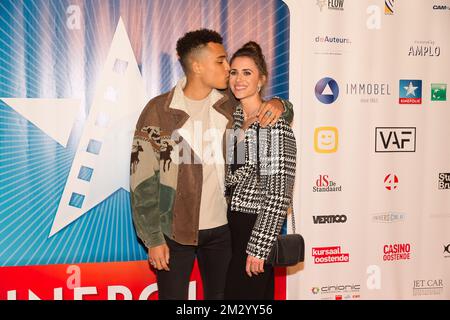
[224,42,297,299]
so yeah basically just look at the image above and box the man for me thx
[130,29,293,300]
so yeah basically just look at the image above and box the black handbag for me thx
[267,208,305,267]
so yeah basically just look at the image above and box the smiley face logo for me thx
[314,127,339,153]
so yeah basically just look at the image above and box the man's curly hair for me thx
[176,29,223,73]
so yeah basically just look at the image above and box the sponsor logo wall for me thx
[285,0,450,299]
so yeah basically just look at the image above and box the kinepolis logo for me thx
[313,215,347,224]
[372,212,406,223]
[399,80,422,104]
[413,279,444,297]
[438,173,450,190]
[375,127,416,152]
[383,243,411,261]
[312,246,350,264]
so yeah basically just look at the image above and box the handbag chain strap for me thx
[255,125,297,235]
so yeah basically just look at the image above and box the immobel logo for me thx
[375,127,416,152]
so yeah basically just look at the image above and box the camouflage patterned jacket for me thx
[130,78,293,248]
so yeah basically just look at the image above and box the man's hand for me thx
[148,244,170,271]
[257,99,284,127]
[246,255,265,277]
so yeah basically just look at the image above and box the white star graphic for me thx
[46,18,147,237]
[404,82,418,97]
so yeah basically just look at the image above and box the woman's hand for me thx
[246,255,265,277]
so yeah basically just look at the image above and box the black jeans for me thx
[156,224,232,300]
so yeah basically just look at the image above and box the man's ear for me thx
[191,58,202,75]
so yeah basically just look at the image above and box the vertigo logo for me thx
[312,246,350,264]
[313,215,347,224]
[383,243,411,261]
[315,78,339,104]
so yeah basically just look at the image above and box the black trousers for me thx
[224,211,274,300]
[156,224,232,300]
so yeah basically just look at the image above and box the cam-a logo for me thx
[313,175,342,192]
[312,246,350,264]
[375,127,416,152]
[399,80,422,104]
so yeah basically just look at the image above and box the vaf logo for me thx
[375,127,416,152]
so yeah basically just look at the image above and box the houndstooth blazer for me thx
[225,105,297,260]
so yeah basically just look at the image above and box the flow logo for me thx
[315,78,339,104]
